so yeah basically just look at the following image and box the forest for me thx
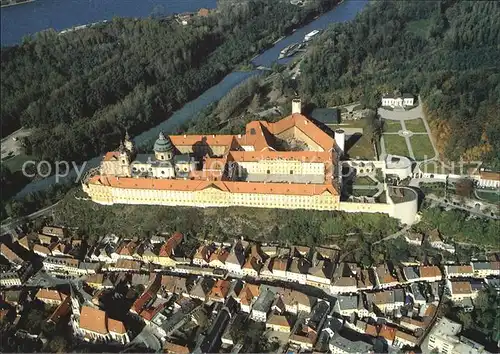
[299,0,500,166]
[0,0,334,163]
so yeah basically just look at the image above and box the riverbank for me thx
[1,0,218,46]
[1,0,34,9]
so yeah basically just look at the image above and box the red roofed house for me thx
[47,296,71,324]
[36,289,68,306]
[150,232,184,267]
[379,324,397,346]
[419,265,442,282]
[238,283,260,313]
[164,341,190,354]
[193,244,212,267]
[208,279,230,302]
[375,263,400,289]
[209,247,229,269]
[0,244,24,266]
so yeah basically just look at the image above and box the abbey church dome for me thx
[154,132,174,152]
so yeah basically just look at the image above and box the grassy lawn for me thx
[410,134,435,160]
[382,119,402,133]
[403,118,427,132]
[354,176,377,186]
[1,153,35,172]
[476,190,500,205]
[353,188,379,197]
[419,161,445,174]
[346,134,376,159]
[383,134,410,157]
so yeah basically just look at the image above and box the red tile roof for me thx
[451,281,472,294]
[379,325,397,342]
[164,342,190,354]
[239,283,260,305]
[209,248,229,264]
[131,290,154,314]
[0,244,23,263]
[419,265,441,278]
[365,324,378,337]
[80,306,108,335]
[209,279,230,300]
[107,318,126,334]
[36,289,67,303]
[480,171,500,181]
[159,232,183,257]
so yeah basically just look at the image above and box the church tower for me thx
[154,132,174,161]
[119,141,131,165]
[124,131,135,154]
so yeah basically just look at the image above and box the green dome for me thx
[154,132,173,152]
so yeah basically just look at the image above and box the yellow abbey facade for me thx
[82,99,418,224]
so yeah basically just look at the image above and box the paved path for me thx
[425,194,499,220]
[379,135,387,161]
[379,96,439,165]
[378,103,423,121]
[400,119,415,159]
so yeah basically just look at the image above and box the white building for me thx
[419,265,442,282]
[393,330,418,349]
[381,93,414,108]
[473,170,500,188]
[0,272,22,288]
[428,318,464,354]
[250,287,276,322]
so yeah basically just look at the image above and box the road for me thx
[425,195,499,220]
[0,201,60,235]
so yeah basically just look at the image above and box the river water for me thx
[13,0,367,199]
[1,0,217,46]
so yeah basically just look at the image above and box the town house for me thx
[446,265,474,278]
[306,260,334,289]
[266,314,291,333]
[238,283,260,313]
[375,263,400,289]
[192,244,212,267]
[419,265,442,282]
[287,258,310,284]
[35,289,68,306]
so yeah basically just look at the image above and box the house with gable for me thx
[375,263,400,289]
[238,283,260,313]
[225,240,246,276]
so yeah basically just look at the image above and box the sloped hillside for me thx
[299,1,500,166]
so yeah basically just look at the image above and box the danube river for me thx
[1,0,217,46]
[13,0,367,199]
